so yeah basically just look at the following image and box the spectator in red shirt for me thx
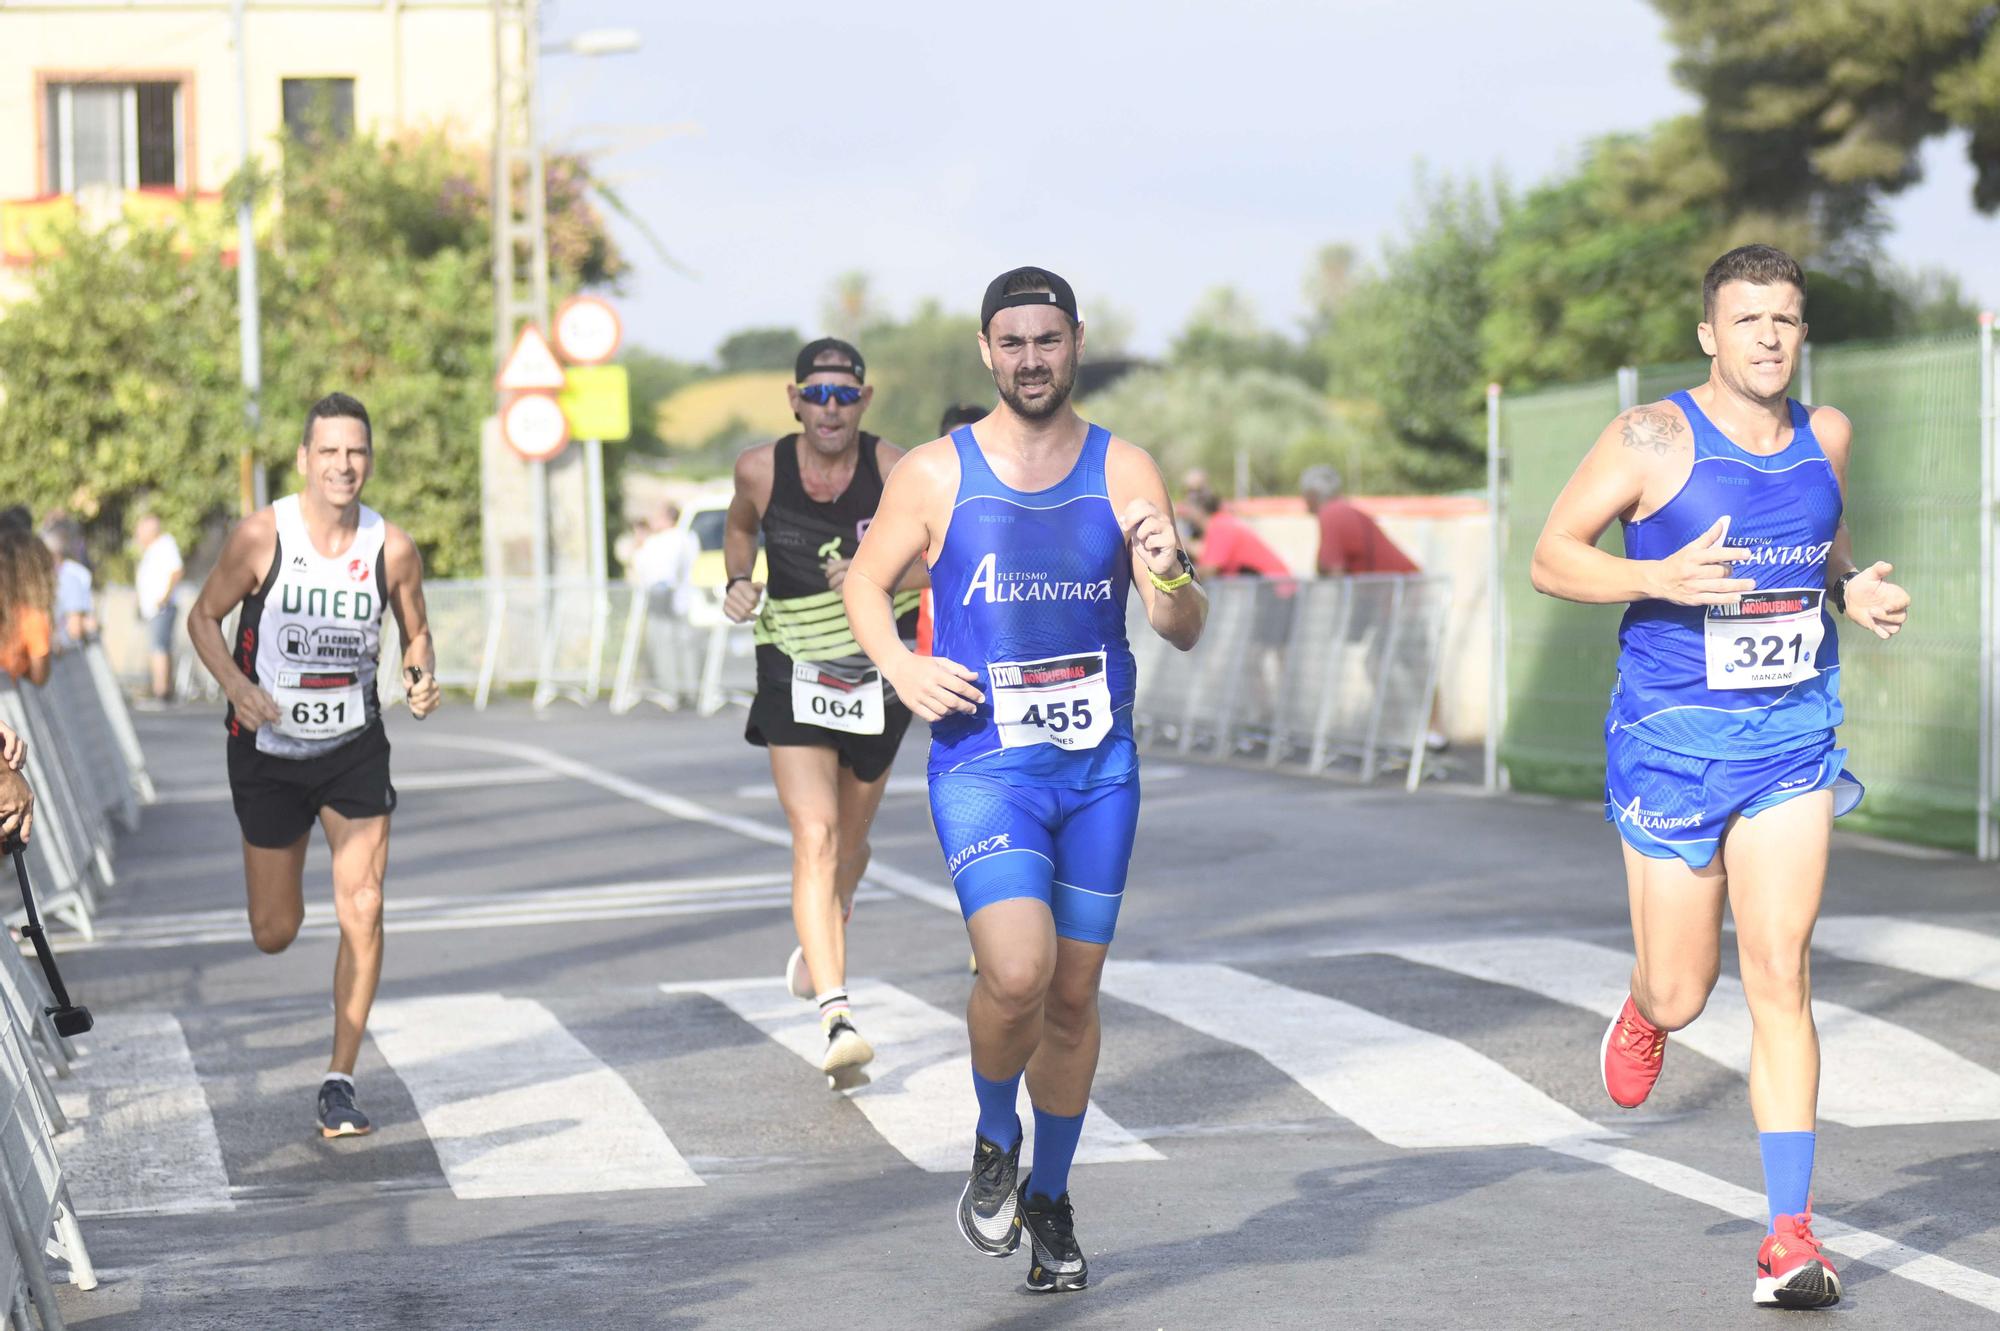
[1184,489,1292,581]
[1302,465,1418,576]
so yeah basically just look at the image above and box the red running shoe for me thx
[1600,995,1667,1108]
[1756,1211,1841,1309]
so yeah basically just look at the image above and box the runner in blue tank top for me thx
[845,267,1206,1295]
[1532,246,1911,1312]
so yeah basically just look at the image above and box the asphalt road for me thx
[40,699,2000,1330]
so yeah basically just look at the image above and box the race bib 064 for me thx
[791,661,884,736]
[1704,588,1826,690]
[990,651,1112,752]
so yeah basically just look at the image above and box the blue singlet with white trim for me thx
[1610,390,1844,758]
[925,423,1137,788]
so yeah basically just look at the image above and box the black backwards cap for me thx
[794,337,866,383]
[981,267,1080,330]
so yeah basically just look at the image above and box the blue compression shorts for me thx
[1604,727,1863,870]
[929,772,1140,945]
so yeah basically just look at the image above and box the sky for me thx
[538,0,2000,363]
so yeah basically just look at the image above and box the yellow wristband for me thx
[1147,568,1193,593]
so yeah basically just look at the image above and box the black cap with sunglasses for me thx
[794,337,866,384]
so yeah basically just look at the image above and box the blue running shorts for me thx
[929,772,1141,945]
[1604,728,1863,869]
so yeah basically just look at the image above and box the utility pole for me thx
[491,0,552,584]
[231,0,266,515]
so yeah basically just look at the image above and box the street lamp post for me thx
[230,0,265,516]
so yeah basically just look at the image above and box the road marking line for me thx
[1810,916,2000,992]
[666,976,1160,1173]
[369,994,700,1197]
[729,766,1187,801]
[152,765,558,805]
[1366,937,2000,1127]
[1548,1139,2000,1315]
[1100,960,1612,1148]
[59,1012,233,1216]
[59,878,891,951]
[427,734,962,914]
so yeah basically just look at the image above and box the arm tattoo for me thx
[1619,406,1686,456]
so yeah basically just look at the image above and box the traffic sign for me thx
[502,391,570,461]
[559,365,631,441]
[554,295,623,366]
[496,324,567,392]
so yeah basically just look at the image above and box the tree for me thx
[1322,172,1505,489]
[715,326,802,374]
[823,271,880,341]
[1169,286,1324,384]
[1654,0,2000,213]
[0,126,625,578]
[621,348,708,456]
[1084,364,1359,497]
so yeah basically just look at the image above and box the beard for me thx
[996,360,1077,420]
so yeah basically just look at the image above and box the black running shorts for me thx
[745,648,914,785]
[226,722,396,848]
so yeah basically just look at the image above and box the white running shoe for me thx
[786,946,813,1001]
[820,1015,874,1075]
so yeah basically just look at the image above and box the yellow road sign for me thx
[559,365,631,441]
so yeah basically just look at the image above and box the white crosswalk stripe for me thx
[369,994,702,1198]
[1366,936,2000,1127]
[47,927,2000,1315]
[1810,915,2000,992]
[667,976,1161,1173]
[58,1012,233,1217]
[1102,959,1613,1148]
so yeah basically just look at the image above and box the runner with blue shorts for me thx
[1532,245,1910,1312]
[844,267,1205,1295]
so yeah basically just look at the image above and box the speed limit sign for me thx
[553,296,622,366]
[502,391,570,462]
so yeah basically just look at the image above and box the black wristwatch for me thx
[1172,547,1197,581]
[1828,568,1860,615]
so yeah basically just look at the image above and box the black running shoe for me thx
[316,1078,372,1138]
[955,1128,1022,1256]
[1020,1173,1088,1293]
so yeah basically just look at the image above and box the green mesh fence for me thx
[1498,380,1623,799]
[1498,334,1989,853]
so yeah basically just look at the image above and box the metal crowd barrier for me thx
[378,580,760,718]
[1131,575,1452,790]
[0,646,141,1324]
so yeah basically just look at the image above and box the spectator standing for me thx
[42,518,96,651]
[1301,465,1418,575]
[133,513,183,702]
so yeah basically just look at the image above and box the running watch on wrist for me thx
[1829,568,1860,614]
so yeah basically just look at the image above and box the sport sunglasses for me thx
[797,383,863,407]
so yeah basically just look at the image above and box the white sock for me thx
[323,1071,355,1089]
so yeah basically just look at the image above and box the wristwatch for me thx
[1170,548,1197,581]
[1828,568,1860,614]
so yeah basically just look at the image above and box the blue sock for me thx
[1027,1104,1086,1202]
[1760,1131,1816,1231]
[972,1067,1022,1150]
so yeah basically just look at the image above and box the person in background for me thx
[1301,465,1418,576]
[1298,465,1448,751]
[1181,487,1291,582]
[133,512,184,703]
[634,501,698,620]
[0,510,54,687]
[42,517,96,651]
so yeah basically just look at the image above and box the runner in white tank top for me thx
[189,393,441,1140]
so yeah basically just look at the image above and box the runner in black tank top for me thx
[719,339,923,1086]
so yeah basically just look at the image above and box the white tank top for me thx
[232,495,388,759]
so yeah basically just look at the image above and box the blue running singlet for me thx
[1610,391,1845,759]
[925,424,1138,788]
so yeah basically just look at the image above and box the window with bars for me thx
[281,78,356,145]
[43,81,183,194]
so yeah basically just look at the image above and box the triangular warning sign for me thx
[496,324,568,392]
